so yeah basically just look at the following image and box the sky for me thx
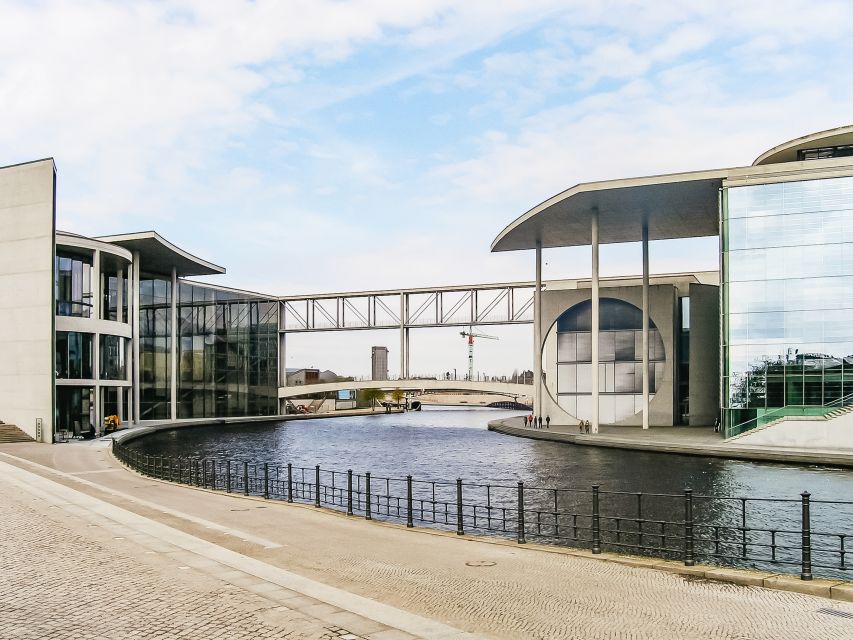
[2,0,853,377]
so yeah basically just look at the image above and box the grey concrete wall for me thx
[539,284,677,427]
[0,160,56,441]
[688,283,720,426]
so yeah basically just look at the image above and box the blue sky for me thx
[3,1,853,376]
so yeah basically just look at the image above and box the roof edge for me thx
[95,230,226,275]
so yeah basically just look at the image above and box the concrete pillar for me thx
[399,293,405,379]
[642,223,650,430]
[116,266,125,423]
[170,267,177,421]
[132,252,141,424]
[591,210,600,434]
[534,241,542,417]
[92,250,100,434]
[404,327,410,379]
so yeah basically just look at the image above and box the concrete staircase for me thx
[727,404,853,442]
[0,422,35,443]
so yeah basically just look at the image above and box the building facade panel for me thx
[0,160,56,441]
[723,174,853,434]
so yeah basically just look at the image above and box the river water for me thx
[128,406,853,578]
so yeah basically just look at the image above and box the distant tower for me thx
[371,346,389,381]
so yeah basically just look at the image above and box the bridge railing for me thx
[113,440,852,582]
[287,373,534,386]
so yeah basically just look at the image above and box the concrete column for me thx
[591,210,600,434]
[170,267,177,421]
[92,250,100,434]
[533,241,542,417]
[399,293,405,379]
[132,252,141,424]
[642,223,650,430]
[404,327,410,378]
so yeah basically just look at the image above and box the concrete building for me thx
[492,125,853,440]
[371,346,388,381]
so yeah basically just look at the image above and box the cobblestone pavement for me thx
[0,483,375,640]
[3,444,853,639]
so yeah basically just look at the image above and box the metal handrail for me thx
[112,440,851,582]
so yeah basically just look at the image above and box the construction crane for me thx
[460,326,498,381]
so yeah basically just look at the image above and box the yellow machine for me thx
[103,415,121,433]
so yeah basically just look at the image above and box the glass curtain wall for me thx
[723,175,853,433]
[56,331,94,379]
[56,386,93,436]
[177,283,278,418]
[556,298,665,423]
[100,335,127,380]
[101,270,128,322]
[55,253,93,317]
[139,276,172,419]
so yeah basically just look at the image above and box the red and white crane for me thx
[459,326,498,381]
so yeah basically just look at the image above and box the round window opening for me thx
[555,298,665,424]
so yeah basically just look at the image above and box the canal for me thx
[127,406,853,579]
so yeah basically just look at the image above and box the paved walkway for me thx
[2,442,853,639]
[488,417,853,467]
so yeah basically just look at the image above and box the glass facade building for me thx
[139,276,173,420]
[723,175,853,433]
[176,283,278,418]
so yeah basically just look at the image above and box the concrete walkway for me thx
[488,417,853,467]
[2,442,853,639]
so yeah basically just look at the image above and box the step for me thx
[0,425,34,443]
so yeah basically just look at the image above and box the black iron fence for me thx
[112,440,852,581]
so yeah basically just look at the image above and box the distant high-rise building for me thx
[371,346,388,381]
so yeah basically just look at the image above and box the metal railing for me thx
[727,391,853,439]
[112,440,852,581]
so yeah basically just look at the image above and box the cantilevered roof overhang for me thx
[95,231,225,277]
[753,124,853,166]
[491,168,730,252]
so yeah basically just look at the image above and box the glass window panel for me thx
[576,364,592,393]
[614,331,634,360]
[576,333,591,362]
[614,363,634,393]
[557,364,576,394]
[599,332,615,361]
[557,333,576,362]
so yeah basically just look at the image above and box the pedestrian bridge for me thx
[278,379,532,399]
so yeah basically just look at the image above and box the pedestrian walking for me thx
[578,419,584,434]
[584,419,591,434]
[537,416,542,429]
[528,414,534,427]
[545,415,550,429]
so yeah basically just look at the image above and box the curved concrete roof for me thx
[95,231,225,277]
[491,168,728,252]
[753,124,853,166]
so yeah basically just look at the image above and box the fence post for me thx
[456,479,464,535]
[194,459,200,486]
[365,472,372,520]
[226,461,232,493]
[287,463,293,503]
[801,491,813,581]
[347,469,353,515]
[243,461,249,496]
[684,488,695,566]
[263,463,269,499]
[211,460,216,491]
[406,475,414,528]
[201,458,207,488]
[315,465,321,507]
[591,485,601,554]
[517,481,526,544]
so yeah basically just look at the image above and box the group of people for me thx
[525,414,550,429]
[578,419,592,434]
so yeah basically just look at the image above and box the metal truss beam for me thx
[279,282,535,333]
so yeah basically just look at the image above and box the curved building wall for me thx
[539,284,677,427]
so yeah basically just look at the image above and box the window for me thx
[56,332,94,379]
[555,298,665,423]
[100,335,127,380]
[55,254,93,317]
